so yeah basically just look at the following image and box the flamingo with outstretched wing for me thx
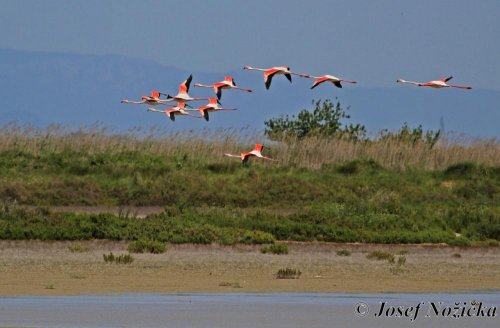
[243,66,310,90]
[224,144,276,164]
[185,98,237,121]
[396,76,471,89]
[194,76,252,100]
[147,102,202,121]
[305,74,357,89]
[159,75,211,103]
[121,90,170,105]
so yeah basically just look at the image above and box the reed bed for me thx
[0,123,499,171]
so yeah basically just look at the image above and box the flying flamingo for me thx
[305,74,357,89]
[243,66,310,90]
[159,75,211,103]
[186,97,237,121]
[224,144,276,164]
[147,102,202,122]
[121,90,170,105]
[396,76,472,89]
[194,76,252,100]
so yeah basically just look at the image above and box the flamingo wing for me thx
[284,73,292,83]
[333,81,342,88]
[215,85,223,100]
[202,109,209,121]
[264,69,282,90]
[166,111,176,121]
[242,153,251,164]
[311,77,329,89]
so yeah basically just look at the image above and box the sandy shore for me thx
[0,240,498,296]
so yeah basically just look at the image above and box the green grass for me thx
[128,239,166,254]
[0,129,499,245]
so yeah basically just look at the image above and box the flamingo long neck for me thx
[121,100,142,104]
[244,66,266,72]
[399,80,421,86]
[194,83,213,88]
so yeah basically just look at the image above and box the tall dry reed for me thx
[0,124,499,171]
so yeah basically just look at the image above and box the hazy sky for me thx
[1,0,498,90]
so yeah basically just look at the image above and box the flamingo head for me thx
[243,66,252,70]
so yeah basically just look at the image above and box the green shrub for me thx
[276,268,301,279]
[128,239,166,254]
[103,252,134,264]
[260,244,288,255]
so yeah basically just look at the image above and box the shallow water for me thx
[0,292,498,328]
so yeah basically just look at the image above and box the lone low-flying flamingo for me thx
[147,102,202,121]
[194,76,252,100]
[305,74,357,89]
[159,75,211,103]
[243,66,310,90]
[224,143,276,164]
[396,76,472,89]
[186,97,237,121]
[121,90,170,105]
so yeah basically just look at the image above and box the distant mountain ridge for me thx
[1,48,499,137]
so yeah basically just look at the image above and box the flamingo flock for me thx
[121,65,472,164]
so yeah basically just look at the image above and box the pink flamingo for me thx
[186,98,237,121]
[243,66,310,89]
[224,144,276,164]
[147,102,202,121]
[121,90,170,105]
[159,75,211,103]
[194,76,252,100]
[396,76,472,89]
[305,74,357,89]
